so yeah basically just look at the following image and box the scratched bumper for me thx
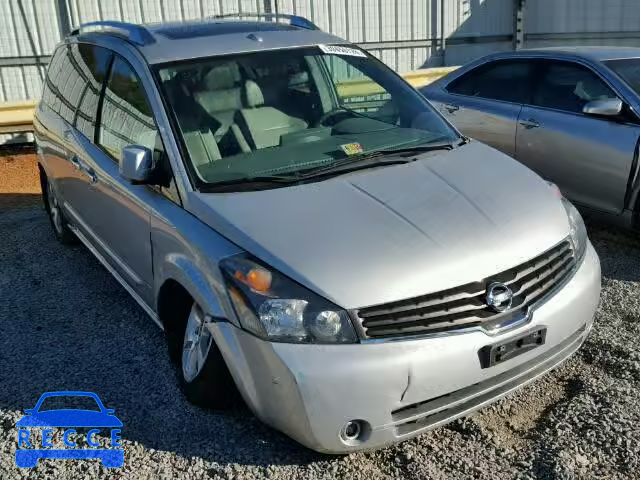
[211,242,600,453]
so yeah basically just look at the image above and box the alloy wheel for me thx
[181,304,213,382]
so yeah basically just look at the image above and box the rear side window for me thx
[447,60,533,104]
[73,44,112,140]
[532,61,618,114]
[41,45,86,122]
[56,45,87,123]
[98,56,160,162]
[41,47,65,114]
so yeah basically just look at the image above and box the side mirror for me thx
[582,98,623,117]
[120,145,155,183]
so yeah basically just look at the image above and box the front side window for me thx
[157,46,458,190]
[447,60,533,103]
[532,61,618,114]
[74,43,112,140]
[98,56,160,162]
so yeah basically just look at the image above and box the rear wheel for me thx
[169,302,239,409]
[41,172,76,244]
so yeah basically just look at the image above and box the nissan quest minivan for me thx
[34,15,601,453]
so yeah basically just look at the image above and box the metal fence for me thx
[2,0,640,143]
[524,0,640,48]
[0,0,516,104]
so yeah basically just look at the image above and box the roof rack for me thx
[210,13,319,31]
[70,21,155,46]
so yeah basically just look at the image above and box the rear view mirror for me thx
[582,98,623,117]
[120,145,155,183]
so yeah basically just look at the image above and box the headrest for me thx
[203,63,241,91]
[574,79,611,102]
[244,80,265,108]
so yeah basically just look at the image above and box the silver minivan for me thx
[35,16,601,453]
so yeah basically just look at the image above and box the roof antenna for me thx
[247,33,263,42]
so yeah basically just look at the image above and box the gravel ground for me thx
[0,204,639,479]
[0,147,40,209]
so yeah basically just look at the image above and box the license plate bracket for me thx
[478,327,547,369]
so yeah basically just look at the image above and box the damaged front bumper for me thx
[210,242,601,453]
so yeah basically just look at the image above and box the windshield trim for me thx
[154,45,461,193]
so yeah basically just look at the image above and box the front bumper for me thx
[211,242,601,453]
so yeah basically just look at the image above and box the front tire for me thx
[169,302,239,409]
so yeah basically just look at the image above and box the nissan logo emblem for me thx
[486,282,513,312]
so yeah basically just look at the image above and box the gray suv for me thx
[35,15,601,453]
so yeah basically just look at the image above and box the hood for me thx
[190,142,570,309]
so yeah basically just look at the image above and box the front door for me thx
[69,48,162,304]
[436,59,535,158]
[515,60,640,215]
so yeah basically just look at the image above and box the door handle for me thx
[69,155,81,170]
[444,103,460,114]
[71,155,97,183]
[83,166,98,184]
[519,118,540,129]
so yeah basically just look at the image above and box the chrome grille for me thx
[356,240,576,339]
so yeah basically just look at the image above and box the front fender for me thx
[158,253,229,321]
[150,200,243,328]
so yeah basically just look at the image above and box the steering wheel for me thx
[314,108,354,127]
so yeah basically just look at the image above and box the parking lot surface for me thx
[0,201,639,479]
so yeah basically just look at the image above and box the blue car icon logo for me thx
[15,391,123,468]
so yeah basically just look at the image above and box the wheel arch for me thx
[155,254,233,329]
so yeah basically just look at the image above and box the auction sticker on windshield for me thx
[340,142,364,155]
[15,391,123,469]
[318,44,367,57]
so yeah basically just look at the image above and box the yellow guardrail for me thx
[0,100,38,134]
[0,67,457,135]
[337,67,458,97]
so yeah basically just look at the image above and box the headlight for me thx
[220,255,357,344]
[561,197,588,262]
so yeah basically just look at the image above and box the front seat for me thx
[234,80,308,150]
[167,75,222,168]
[193,63,244,142]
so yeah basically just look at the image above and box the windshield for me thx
[605,58,640,96]
[157,45,459,190]
[38,395,101,412]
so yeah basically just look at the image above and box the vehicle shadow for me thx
[585,218,640,283]
[0,206,325,468]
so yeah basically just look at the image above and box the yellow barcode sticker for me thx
[340,142,364,156]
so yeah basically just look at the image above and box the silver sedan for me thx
[421,47,640,229]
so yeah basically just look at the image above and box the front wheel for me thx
[171,303,240,409]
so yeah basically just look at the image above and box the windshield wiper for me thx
[293,141,455,179]
[201,141,461,191]
[294,157,412,180]
[200,174,300,192]
[375,141,455,156]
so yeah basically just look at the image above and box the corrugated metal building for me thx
[0,0,515,105]
[1,0,640,142]
[524,0,640,49]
